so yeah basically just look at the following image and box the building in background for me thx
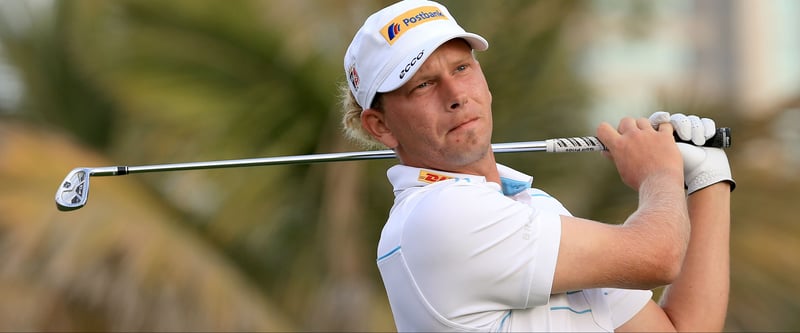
[581,0,800,119]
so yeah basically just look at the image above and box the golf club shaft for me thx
[83,127,730,177]
[88,140,552,177]
[54,140,557,211]
[54,128,731,211]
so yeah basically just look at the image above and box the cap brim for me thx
[377,32,488,94]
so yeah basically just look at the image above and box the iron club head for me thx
[55,168,91,211]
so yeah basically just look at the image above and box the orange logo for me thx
[418,170,452,183]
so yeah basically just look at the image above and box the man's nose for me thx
[443,78,467,111]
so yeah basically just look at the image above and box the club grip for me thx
[674,127,731,148]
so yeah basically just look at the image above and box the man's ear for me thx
[361,109,398,149]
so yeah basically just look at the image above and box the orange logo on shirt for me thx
[418,170,452,183]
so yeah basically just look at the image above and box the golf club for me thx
[55,128,731,211]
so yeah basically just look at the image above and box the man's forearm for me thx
[659,182,731,331]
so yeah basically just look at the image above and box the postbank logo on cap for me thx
[380,6,449,45]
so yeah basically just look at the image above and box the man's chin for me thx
[441,143,492,168]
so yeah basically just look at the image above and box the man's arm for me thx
[617,182,731,332]
[551,118,691,293]
[548,115,732,331]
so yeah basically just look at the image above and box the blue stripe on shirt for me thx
[550,306,592,314]
[377,246,401,261]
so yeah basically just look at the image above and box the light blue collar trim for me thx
[387,163,533,196]
[500,176,531,196]
[497,163,533,196]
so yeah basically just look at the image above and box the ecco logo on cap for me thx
[399,51,425,79]
[381,6,448,45]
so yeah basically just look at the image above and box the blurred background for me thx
[0,0,798,331]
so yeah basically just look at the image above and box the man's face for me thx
[377,39,493,173]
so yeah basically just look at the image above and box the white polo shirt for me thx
[377,164,652,332]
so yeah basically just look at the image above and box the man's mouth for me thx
[449,117,479,133]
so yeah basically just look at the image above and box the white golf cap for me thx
[344,0,489,109]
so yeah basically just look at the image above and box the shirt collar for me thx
[387,163,533,196]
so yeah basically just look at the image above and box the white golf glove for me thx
[649,111,735,194]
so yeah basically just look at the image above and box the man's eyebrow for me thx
[407,64,438,84]
[406,49,475,86]
[453,51,478,65]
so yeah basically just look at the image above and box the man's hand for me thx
[597,117,684,191]
[649,112,736,194]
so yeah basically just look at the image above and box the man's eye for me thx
[416,81,430,89]
[456,64,467,72]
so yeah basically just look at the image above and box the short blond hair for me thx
[339,82,385,149]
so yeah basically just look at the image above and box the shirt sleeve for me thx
[603,288,653,328]
[400,181,563,317]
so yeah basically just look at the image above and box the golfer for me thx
[341,1,734,331]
